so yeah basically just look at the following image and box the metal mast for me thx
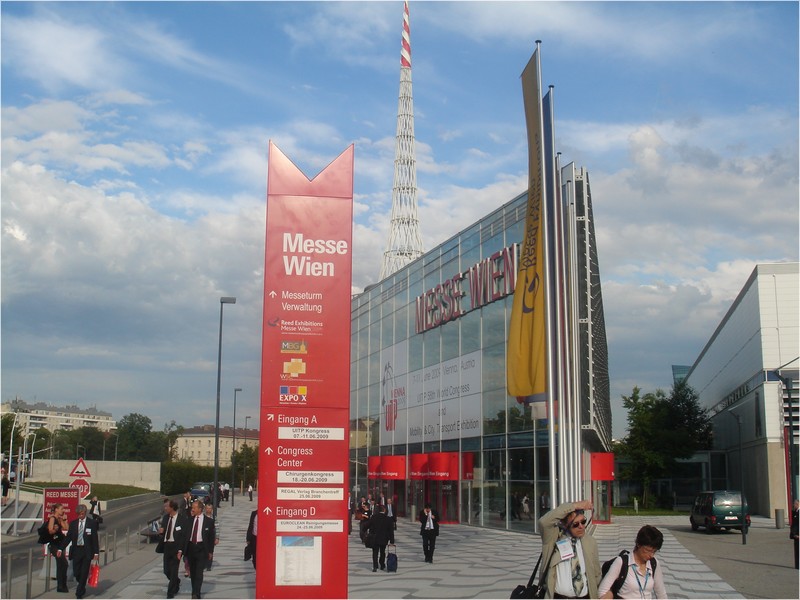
[380,0,424,280]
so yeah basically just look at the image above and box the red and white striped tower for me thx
[380,0,424,280]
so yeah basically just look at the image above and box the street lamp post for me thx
[231,387,242,507]
[729,409,747,545]
[244,415,251,495]
[213,296,236,521]
[103,433,118,461]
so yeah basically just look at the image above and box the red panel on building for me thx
[367,456,381,479]
[379,455,406,480]
[428,452,458,480]
[590,452,615,481]
[410,453,428,480]
[257,142,353,599]
[462,452,475,480]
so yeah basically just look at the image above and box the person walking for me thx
[598,525,666,599]
[418,502,440,563]
[366,504,395,572]
[538,499,601,599]
[791,499,799,570]
[63,504,100,599]
[185,501,215,599]
[1,468,9,506]
[247,484,253,501]
[158,500,188,599]
[88,496,102,528]
[522,494,532,519]
[203,503,220,571]
[47,503,70,593]
[246,509,257,569]
[181,491,192,518]
[386,497,397,529]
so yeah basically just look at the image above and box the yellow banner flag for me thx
[507,47,547,400]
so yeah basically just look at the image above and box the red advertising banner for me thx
[367,455,407,480]
[590,452,615,481]
[258,142,353,599]
[409,453,428,480]
[43,488,80,523]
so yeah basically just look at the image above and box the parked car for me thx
[689,490,750,533]
[191,487,211,505]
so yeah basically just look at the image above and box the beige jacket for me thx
[538,502,601,599]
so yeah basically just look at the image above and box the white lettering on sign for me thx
[276,519,342,533]
[277,470,344,484]
[277,427,345,440]
[277,487,344,501]
[282,233,348,277]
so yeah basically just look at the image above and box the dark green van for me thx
[689,490,750,532]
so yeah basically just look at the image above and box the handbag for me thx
[36,522,52,545]
[364,532,375,549]
[510,548,552,599]
[155,538,165,554]
[244,543,253,561]
[88,560,100,588]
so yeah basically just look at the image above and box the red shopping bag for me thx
[88,561,100,588]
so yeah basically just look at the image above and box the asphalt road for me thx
[667,521,798,599]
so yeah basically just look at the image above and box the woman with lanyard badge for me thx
[598,525,667,599]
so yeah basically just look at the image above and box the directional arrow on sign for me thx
[264,447,273,455]
[267,414,275,421]
[262,507,272,515]
[269,290,277,298]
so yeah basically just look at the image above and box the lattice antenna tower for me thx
[380,0,424,280]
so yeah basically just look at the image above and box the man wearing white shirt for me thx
[418,502,440,563]
[158,500,189,599]
[64,505,99,600]
[185,501,215,599]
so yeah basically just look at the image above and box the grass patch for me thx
[23,482,157,500]
[613,507,689,517]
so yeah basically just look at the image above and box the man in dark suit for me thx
[246,509,257,569]
[63,504,100,599]
[185,501,215,599]
[418,502,440,563]
[366,504,395,572]
[158,500,189,598]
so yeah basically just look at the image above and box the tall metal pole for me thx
[729,410,747,545]
[231,387,242,508]
[244,415,251,495]
[214,297,236,521]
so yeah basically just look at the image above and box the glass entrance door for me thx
[426,480,459,523]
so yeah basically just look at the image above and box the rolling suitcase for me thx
[387,544,398,572]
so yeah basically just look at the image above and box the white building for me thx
[685,262,799,517]
[175,425,259,467]
[1,398,116,434]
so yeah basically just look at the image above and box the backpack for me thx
[36,522,52,545]
[601,550,657,599]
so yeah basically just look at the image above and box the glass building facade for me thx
[350,172,611,534]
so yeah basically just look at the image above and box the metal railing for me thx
[1,523,151,599]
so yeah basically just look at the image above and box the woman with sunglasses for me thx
[539,499,601,598]
[598,525,666,599]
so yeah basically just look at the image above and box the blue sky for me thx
[2,1,798,439]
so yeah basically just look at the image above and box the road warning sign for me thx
[69,458,91,478]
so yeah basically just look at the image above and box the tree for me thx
[115,413,154,461]
[617,382,712,507]
[231,443,259,489]
[163,421,184,462]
